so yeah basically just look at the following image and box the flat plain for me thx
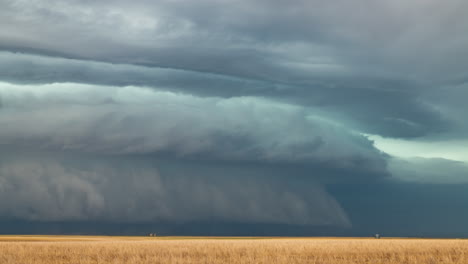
[0,235,467,264]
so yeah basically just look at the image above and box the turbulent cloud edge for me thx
[0,81,388,176]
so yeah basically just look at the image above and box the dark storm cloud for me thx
[0,81,387,177]
[1,0,467,138]
[0,51,451,139]
[0,79,388,225]
[0,150,350,227]
[0,51,276,97]
[1,0,468,234]
[424,81,468,139]
[329,182,468,238]
[2,0,468,84]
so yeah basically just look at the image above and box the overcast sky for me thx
[0,0,467,236]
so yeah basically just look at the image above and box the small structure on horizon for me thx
[149,233,157,237]
[374,234,381,239]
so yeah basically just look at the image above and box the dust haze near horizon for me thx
[0,0,467,237]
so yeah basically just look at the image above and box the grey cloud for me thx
[423,82,468,139]
[0,156,105,221]
[1,0,468,235]
[0,151,351,226]
[2,0,467,83]
[3,0,464,139]
[0,81,388,177]
[389,157,468,184]
[0,51,451,139]
[0,51,276,98]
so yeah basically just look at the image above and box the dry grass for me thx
[0,235,467,264]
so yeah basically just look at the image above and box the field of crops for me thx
[0,236,467,263]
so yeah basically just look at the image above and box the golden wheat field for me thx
[0,235,467,264]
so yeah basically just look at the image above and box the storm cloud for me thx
[0,151,350,226]
[0,0,467,236]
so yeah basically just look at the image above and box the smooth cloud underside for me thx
[0,0,467,229]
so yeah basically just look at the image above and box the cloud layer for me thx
[0,151,350,226]
[0,81,387,176]
[0,0,467,234]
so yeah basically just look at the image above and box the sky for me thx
[0,0,467,237]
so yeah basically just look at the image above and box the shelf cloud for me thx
[0,0,467,236]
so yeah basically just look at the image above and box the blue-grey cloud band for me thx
[0,0,467,234]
